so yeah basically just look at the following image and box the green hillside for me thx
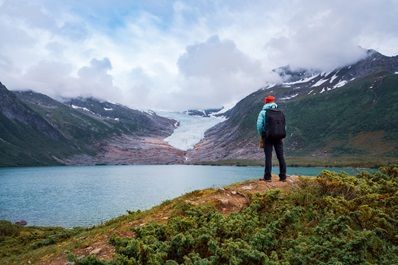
[0,84,78,166]
[284,73,398,157]
[0,113,75,166]
[1,166,397,264]
[15,92,124,151]
[201,72,398,166]
[0,86,175,167]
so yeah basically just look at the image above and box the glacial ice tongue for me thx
[159,111,225,151]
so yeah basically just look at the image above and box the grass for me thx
[1,166,397,264]
[76,165,398,264]
[0,187,219,264]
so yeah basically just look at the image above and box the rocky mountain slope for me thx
[187,50,398,165]
[0,86,182,166]
[0,83,77,166]
[1,49,397,167]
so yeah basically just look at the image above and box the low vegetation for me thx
[1,166,397,264]
[75,166,397,264]
[0,224,83,261]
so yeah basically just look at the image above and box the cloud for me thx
[263,1,398,70]
[14,58,121,102]
[171,35,280,109]
[75,58,118,99]
[0,0,397,110]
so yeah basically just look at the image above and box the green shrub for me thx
[0,220,20,240]
[76,255,107,265]
[31,228,83,249]
[75,166,398,264]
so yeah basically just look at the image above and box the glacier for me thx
[159,111,226,151]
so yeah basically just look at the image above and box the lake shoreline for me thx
[0,165,366,228]
[0,175,300,264]
[0,157,388,169]
[1,166,396,264]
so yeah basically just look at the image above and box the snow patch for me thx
[280,93,299,100]
[311,78,329,87]
[394,72,398,74]
[333,80,348,88]
[114,118,119,121]
[261,83,276,90]
[71,105,90,112]
[308,90,314,95]
[104,107,113,111]
[320,88,326,94]
[211,101,237,116]
[329,74,338,83]
[160,111,225,151]
[323,71,332,77]
[283,74,319,85]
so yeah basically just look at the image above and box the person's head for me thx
[264,95,275,104]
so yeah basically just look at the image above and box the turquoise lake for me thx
[0,165,365,227]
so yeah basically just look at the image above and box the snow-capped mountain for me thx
[1,89,180,166]
[187,49,398,165]
[272,65,318,83]
[1,49,397,166]
[267,49,398,101]
[63,97,175,137]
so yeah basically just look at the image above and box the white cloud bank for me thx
[0,0,397,110]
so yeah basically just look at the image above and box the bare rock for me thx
[90,248,102,255]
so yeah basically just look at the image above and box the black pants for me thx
[263,138,286,180]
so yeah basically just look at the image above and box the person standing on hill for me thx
[256,95,287,182]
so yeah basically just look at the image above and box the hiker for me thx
[256,95,287,182]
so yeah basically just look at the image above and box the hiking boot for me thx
[279,175,289,182]
[259,178,272,182]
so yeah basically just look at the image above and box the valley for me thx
[1,49,397,167]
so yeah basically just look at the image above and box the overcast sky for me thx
[1,0,397,110]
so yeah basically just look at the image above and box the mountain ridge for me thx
[1,49,397,166]
[187,50,398,165]
[0,87,183,166]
